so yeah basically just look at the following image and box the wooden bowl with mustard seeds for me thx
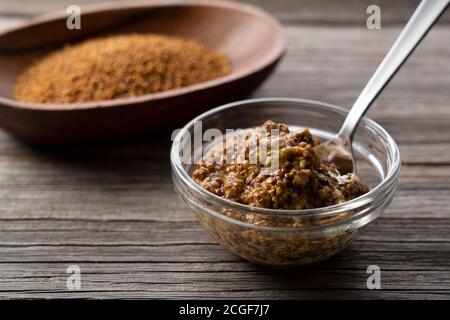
[0,0,286,143]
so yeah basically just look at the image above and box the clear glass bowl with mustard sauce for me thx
[171,98,400,267]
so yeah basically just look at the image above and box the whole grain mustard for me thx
[193,121,369,210]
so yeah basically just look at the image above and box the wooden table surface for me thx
[0,0,449,299]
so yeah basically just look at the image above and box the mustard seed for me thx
[14,33,231,103]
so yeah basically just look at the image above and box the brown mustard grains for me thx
[192,120,369,210]
[14,33,231,103]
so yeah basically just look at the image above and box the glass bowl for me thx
[170,98,400,267]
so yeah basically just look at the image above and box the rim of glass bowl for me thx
[171,97,401,221]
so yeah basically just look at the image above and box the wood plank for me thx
[0,189,448,221]
[0,249,449,299]
[0,287,448,300]
[0,190,448,221]
[0,217,449,247]
[0,244,448,276]
[0,241,449,268]
[1,0,449,24]
[257,25,450,116]
[0,266,449,297]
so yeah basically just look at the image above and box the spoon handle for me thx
[339,0,449,140]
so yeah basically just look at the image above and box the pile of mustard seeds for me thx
[14,34,231,103]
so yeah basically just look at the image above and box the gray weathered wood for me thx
[0,1,450,299]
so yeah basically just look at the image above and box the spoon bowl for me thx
[0,0,286,143]
[314,136,355,174]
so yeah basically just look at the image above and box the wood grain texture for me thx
[1,0,449,24]
[0,1,450,299]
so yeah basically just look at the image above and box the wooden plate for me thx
[0,0,286,143]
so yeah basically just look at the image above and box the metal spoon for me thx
[316,0,449,174]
